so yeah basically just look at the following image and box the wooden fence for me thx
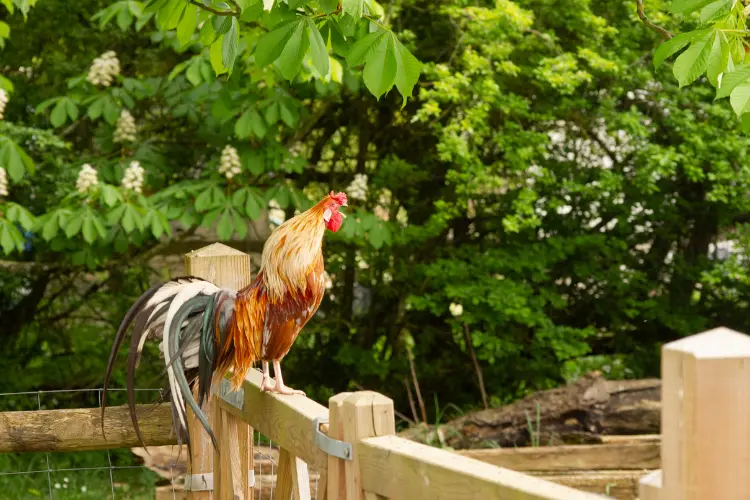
[0,244,748,500]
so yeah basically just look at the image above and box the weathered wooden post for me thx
[184,243,254,500]
[640,327,750,500]
[327,391,395,500]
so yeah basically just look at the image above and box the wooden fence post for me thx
[332,391,395,500]
[185,243,254,500]
[646,327,750,500]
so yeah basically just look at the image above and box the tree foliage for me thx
[1,0,749,424]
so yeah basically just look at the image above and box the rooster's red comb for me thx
[329,191,348,206]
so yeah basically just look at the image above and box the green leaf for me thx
[42,214,60,241]
[249,109,267,138]
[730,82,750,116]
[199,17,217,45]
[100,184,122,207]
[176,3,197,47]
[342,0,364,18]
[700,0,731,22]
[716,65,750,99]
[654,30,704,68]
[347,29,386,67]
[306,19,329,76]
[82,216,96,244]
[673,33,714,88]
[65,98,79,121]
[319,0,338,13]
[217,208,234,239]
[116,4,133,31]
[64,211,84,237]
[242,150,265,176]
[392,34,422,106]
[670,0,717,15]
[88,96,106,120]
[245,189,264,218]
[210,36,227,75]
[706,32,729,87]
[279,99,299,127]
[232,208,248,239]
[6,203,35,230]
[363,35,396,98]
[235,109,254,138]
[50,99,68,127]
[0,137,34,181]
[102,96,120,124]
[264,101,279,124]
[255,19,299,67]
[275,20,309,80]
[0,220,22,254]
[222,17,240,72]
[186,59,203,85]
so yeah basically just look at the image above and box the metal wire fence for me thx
[0,388,320,500]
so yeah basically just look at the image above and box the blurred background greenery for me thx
[1,0,749,495]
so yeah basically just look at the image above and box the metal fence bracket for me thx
[312,416,352,460]
[213,378,244,410]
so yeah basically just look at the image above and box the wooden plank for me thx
[0,405,176,453]
[457,442,660,472]
[600,435,660,445]
[327,393,351,500]
[341,392,395,500]
[660,327,750,500]
[638,470,661,500]
[530,470,646,499]
[185,243,253,500]
[215,368,329,472]
[359,435,606,500]
[276,448,294,500]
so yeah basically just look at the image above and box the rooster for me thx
[102,191,347,449]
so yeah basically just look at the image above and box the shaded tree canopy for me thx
[0,0,748,421]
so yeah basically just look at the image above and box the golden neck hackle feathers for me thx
[258,200,329,304]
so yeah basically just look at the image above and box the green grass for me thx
[0,450,162,500]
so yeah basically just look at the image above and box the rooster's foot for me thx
[271,383,306,396]
[260,376,275,393]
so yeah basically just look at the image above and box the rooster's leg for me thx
[270,359,306,396]
[260,361,275,392]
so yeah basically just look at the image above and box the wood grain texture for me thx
[342,392,395,500]
[276,447,312,500]
[0,405,176,453]
[326,393,351,500]
[215,368,329,472]
[186,243,253,500]
[359,435,606,500]
[530,470,645,499]
[458,442,660,472]
[661,327,750,500]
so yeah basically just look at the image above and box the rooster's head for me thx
[321,191,347,232]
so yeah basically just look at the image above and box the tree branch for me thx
[635,0,673,40]
[189,0,240,16]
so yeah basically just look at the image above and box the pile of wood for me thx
[135,444,322,500]
[400,371,661,448]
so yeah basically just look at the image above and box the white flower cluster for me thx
[122,160,145,193]
[449,302,463,317]
[76,163,99,194]
[87,50,120,87]
[0,89,8,120]
[268,199,285,225]
[347,173,368,201]
[114,109,137,143]
[219,145,241,179]
[0,167,8,197]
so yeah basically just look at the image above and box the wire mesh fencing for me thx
[0,388,321,500]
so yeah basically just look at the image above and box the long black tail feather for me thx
[101,276,230,453]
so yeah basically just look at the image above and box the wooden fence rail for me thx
[2,244,749,500]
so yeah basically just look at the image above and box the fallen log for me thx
[400,372,661,448]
